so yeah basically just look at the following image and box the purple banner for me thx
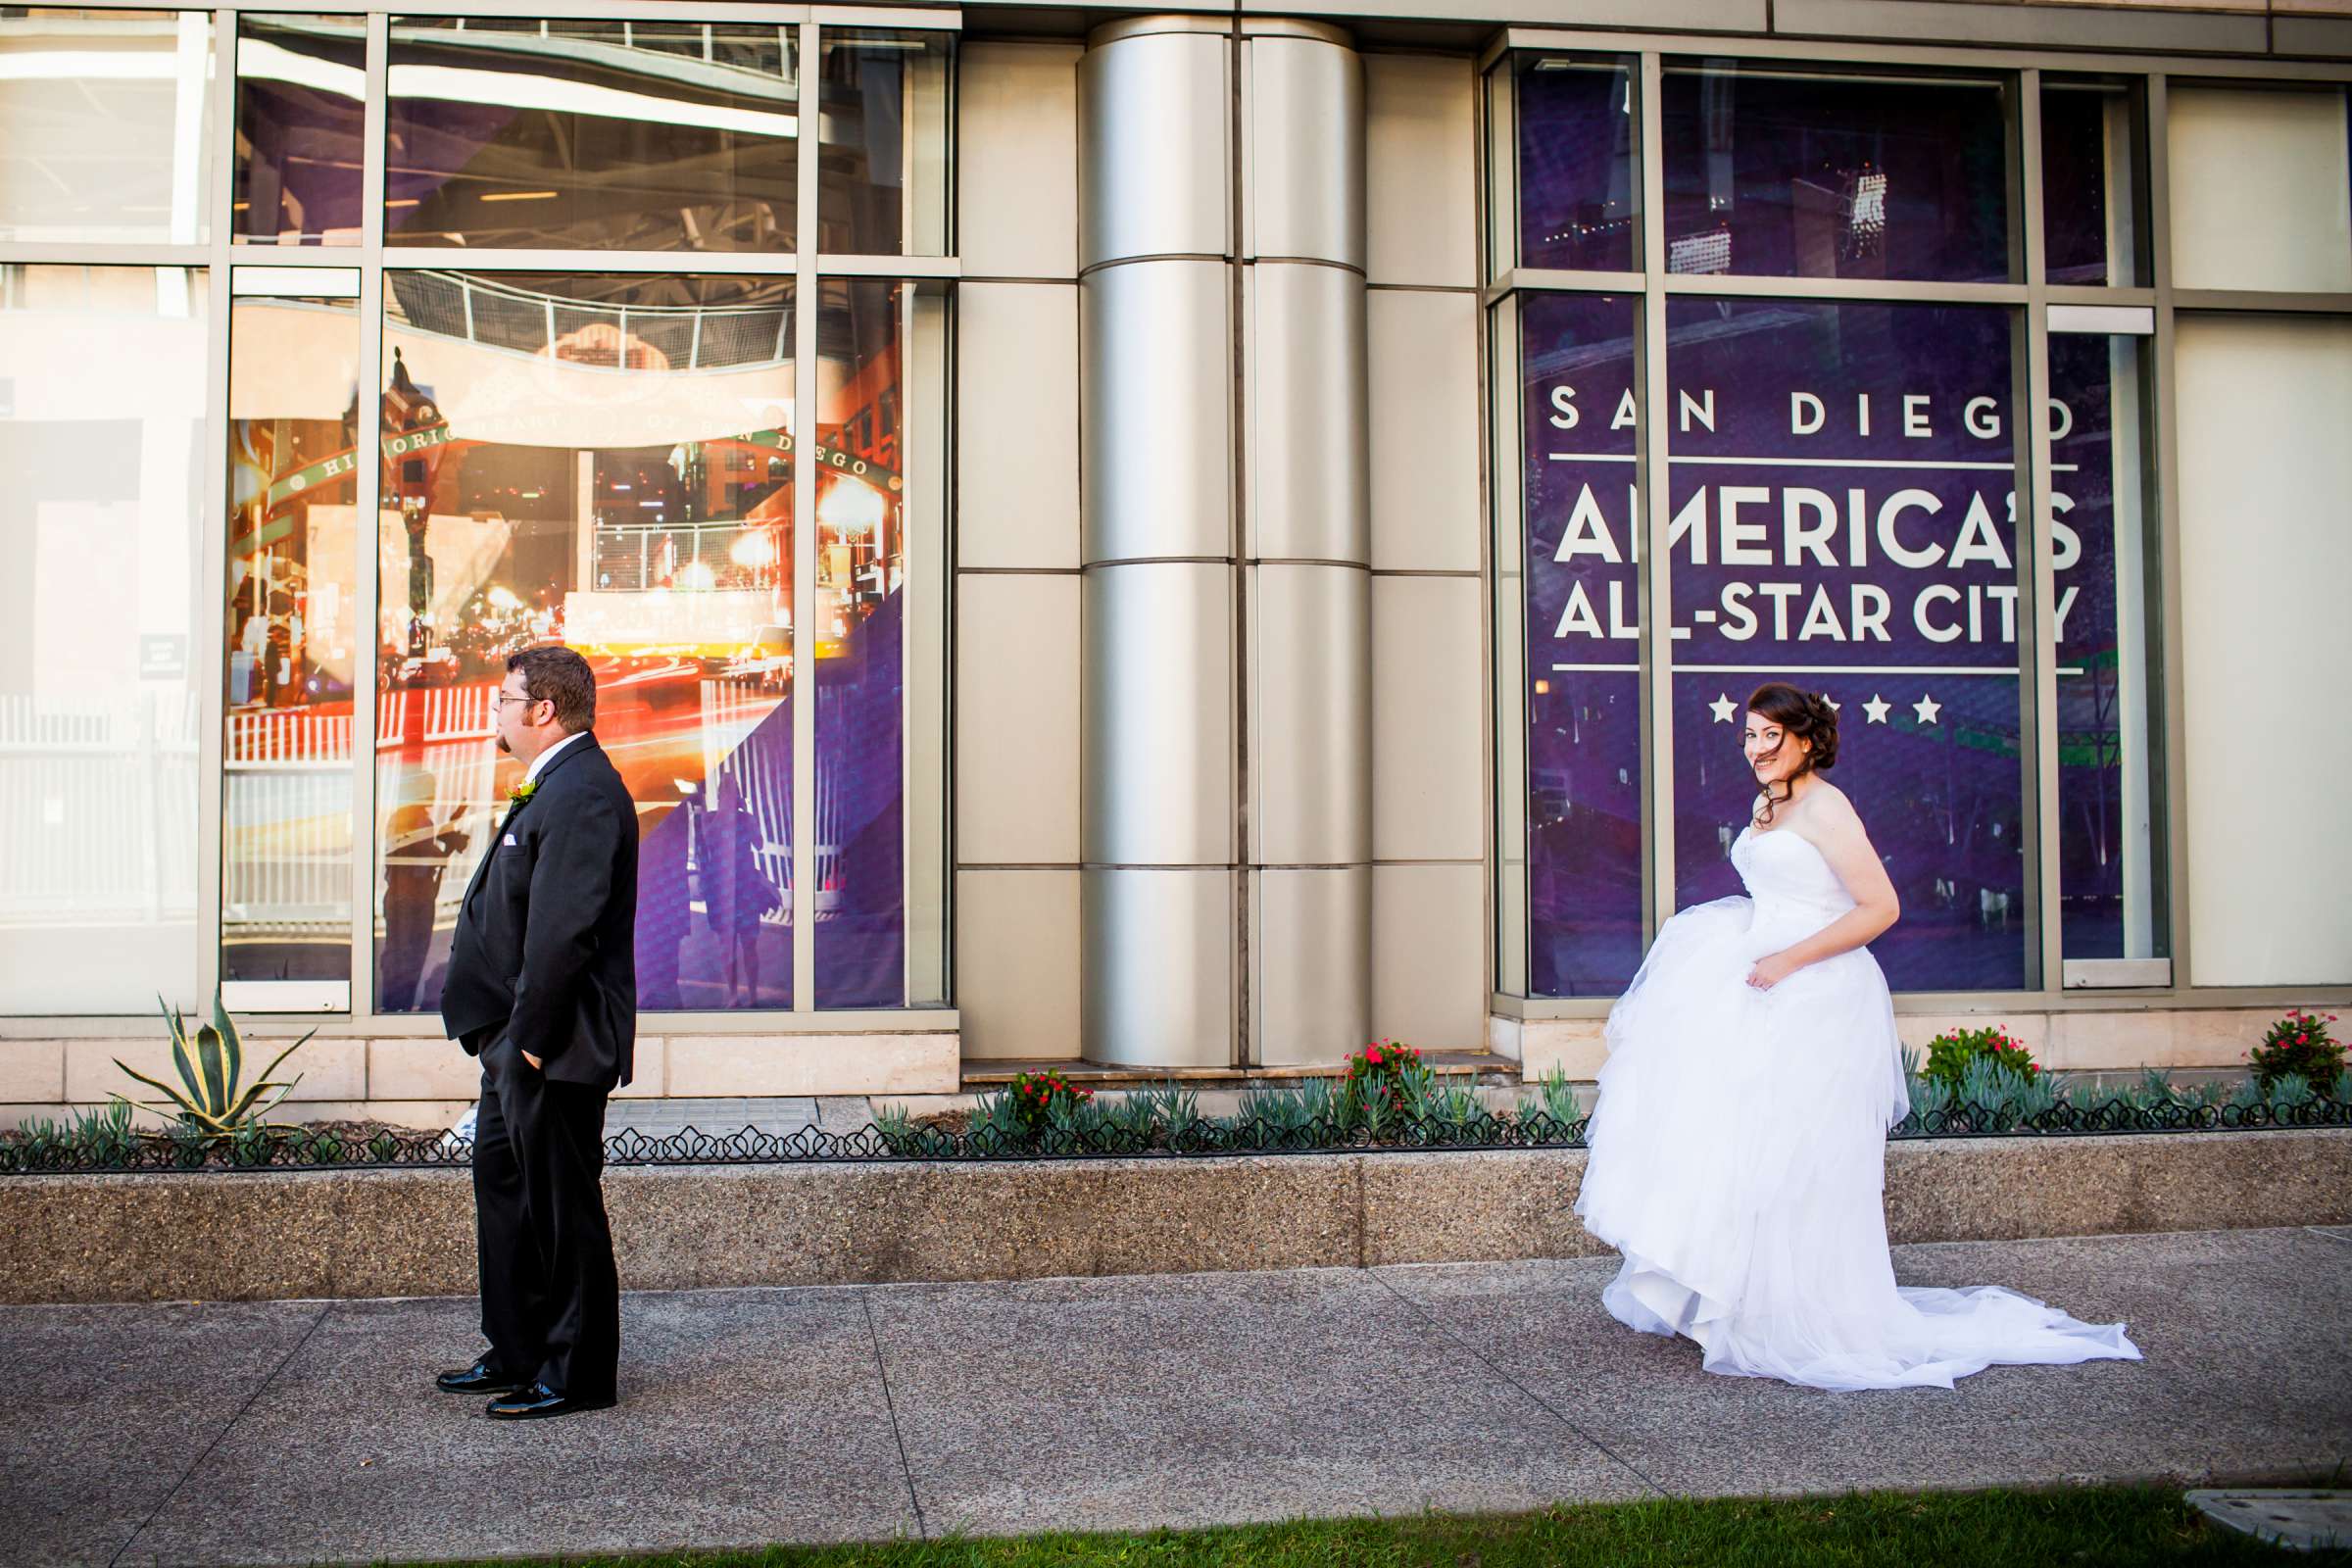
[1661,299,2025,992]
[1521,294,1643,996]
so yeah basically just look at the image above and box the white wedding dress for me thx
[1574,823,2142,1391]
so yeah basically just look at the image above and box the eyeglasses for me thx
[495,693,545,709]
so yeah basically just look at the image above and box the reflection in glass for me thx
[814,279,914,1006]
[0,266,207,1010]
[234,15,366,245]
[2051,333,2165,961]
[1515,55,1639,273]
[224,286,362,981]
[1665,299,2026,991]
[817,31,954,257]
[386,20,799,252]
[372,271,797,1011]
[1518,293,1642,997]
[1662,64,2009,283]
[0,10,215,244]
[2041,79,2143,287]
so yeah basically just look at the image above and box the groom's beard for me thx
[496,735,513,757]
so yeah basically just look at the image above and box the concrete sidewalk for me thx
[7,1227,2348,1568]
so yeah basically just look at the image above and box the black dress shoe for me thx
[436,1359,525,1396]
[485,1381,615,1421]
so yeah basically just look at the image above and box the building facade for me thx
[1,0,2347,1121]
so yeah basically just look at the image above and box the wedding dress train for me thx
[1574,824,2142,1391]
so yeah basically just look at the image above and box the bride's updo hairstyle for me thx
[1745,682,1838,825]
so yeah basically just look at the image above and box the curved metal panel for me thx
[1082,259,1232,564]
[1250,563,1370,868]
[1248,36,1363,269]
[1253,866,1372,1065]
[1078,28,1229,269]
[1084,867,1234,1067]
[1249,262,1368,564]
[1083,562,1234,867]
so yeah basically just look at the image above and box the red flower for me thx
[1366,1047,1384,1066]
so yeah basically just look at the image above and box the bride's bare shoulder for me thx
[1799,780,1864,828]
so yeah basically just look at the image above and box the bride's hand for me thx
[1745,952,1800,990]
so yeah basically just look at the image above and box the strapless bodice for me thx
[1731,825,1856,934]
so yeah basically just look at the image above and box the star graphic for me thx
[1913,693,1942,725]
[1823,694,1841,711]
[1862,694,1891,724]
[1708,692,1738,723]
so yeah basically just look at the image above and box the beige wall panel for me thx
[1364,53,1476,288]
[1368,287,1480,573]
[959,42,1080,279]
[957,573,1082,866]
[68,1035,364,1104]
[956,869,1083,1060]
[0,1041,64,1102]
[1254,867,1371,1066]
[2176,316,2352,986]
[663,1035,959,1097]
[1371,862,1485,1054]
[958,283,1080,570]
[1371,574,1484,863]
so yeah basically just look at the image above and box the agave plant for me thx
[117,993,311,1142]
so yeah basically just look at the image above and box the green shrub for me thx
[2248,1007,2344,1096]
[1921,1024,2040,1091]
[1342,1039,1428,1126]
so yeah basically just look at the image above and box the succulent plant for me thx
[117,993,311,1142]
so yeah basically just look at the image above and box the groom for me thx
[436,645,638,1419]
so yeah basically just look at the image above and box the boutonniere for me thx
[506,779,538,805]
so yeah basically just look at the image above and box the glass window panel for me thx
[0,10,215,244]
[1661,63,2010,283]
[373,271,797,1012]
[2040,78,2144,288]
[386,20,800,253]
[2175,315,2352,986]
[2168,85,2352,294]
[1514,54,1640,273]
[0,266,207,1011]
[2050,331,2165,963]
[224,285,362,983]
[1665,298,2027,992]
[1519,292,1643,997]
[816,30,953,258]
[234,15,366,246]
[812,279,907,1007]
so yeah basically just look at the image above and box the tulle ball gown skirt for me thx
[1573,886,2142,1392]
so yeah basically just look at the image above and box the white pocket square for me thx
[503,832,518,847]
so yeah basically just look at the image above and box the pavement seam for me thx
[1365,1268,1672,1500]
[109,1300,333,1568]
[2304,1226,2352,1248]
[861,1293,931,1543]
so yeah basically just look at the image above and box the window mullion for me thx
[350,12,390,1018]
[2018,68,2062,996]
[197,10,238,1012]
[1636,50,1670,948]
[790,17,821,1013]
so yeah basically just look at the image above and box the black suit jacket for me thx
[441,733,639,1090]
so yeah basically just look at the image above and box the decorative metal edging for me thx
[1,1097,2344,1175]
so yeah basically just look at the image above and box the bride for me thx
[1573,682,2142,1391]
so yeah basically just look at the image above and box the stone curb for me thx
[3,1128,2346,1304]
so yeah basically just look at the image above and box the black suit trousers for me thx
[471,1029,619,1400]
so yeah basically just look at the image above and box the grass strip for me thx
[416,1484,2342,1567]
